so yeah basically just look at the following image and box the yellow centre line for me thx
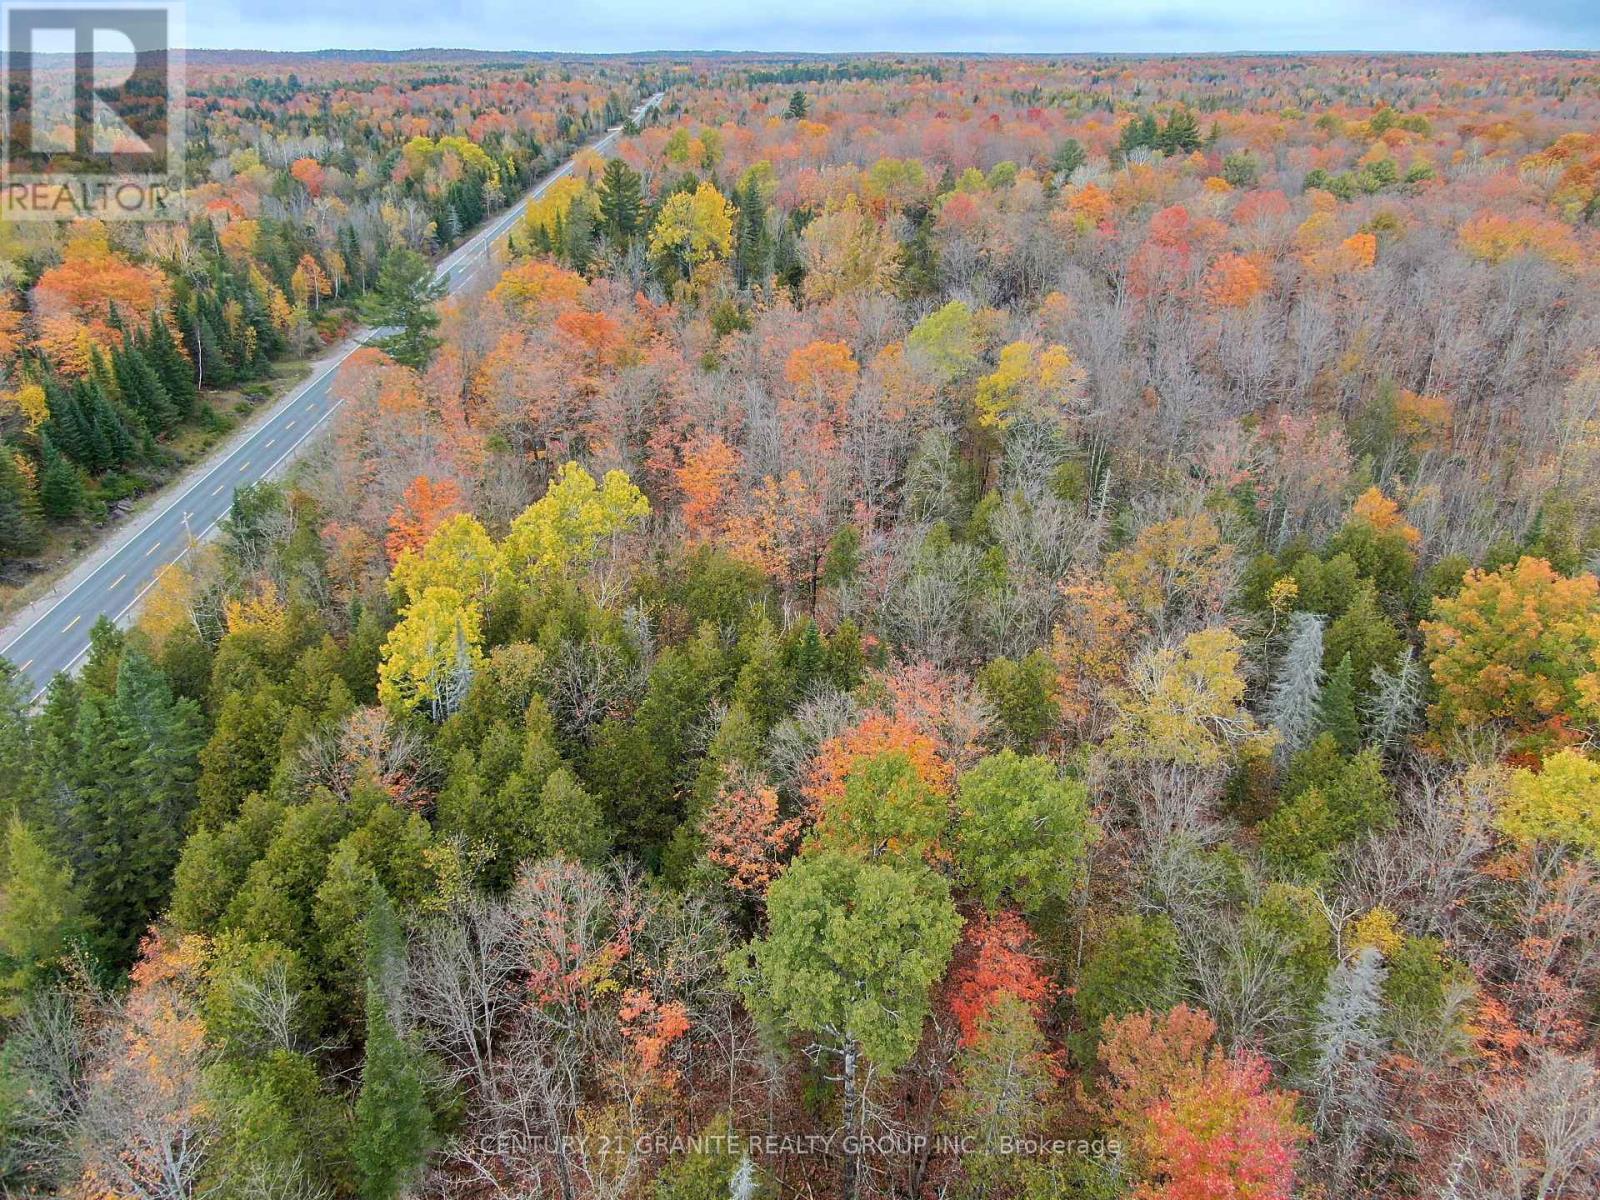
[265,438,276,449]
[238,460,251,472]
[144,541,161,557]
[20,659,32,672]
[285,418,297,430]
[62,615,80,633]
[212,483,226,496]
[110,573,126,588]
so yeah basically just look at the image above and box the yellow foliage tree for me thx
[389,512,503,607]
[520,175,596,246]
[502,461,650,585]
[138,562,197,649]
[973,341,1077,430]
[1105,512,1236,634]
[223,579,288,640]
[799,194,901,303]
[1106,627,1272,767]
[647,182,734,278]
[1499,749,1600,855]
[3,382,48,433]
[377,586,484,716]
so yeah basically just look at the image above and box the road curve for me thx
[0,95,662,702]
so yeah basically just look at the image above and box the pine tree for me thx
[786,90,808,119]
[1052,138,1086,178]
[1266,612,1325,756]
[353,888,431,1200]
[1319,652,1361,753]
[597,156,644,243]
[359,248,446,370]
[1158,107,1202,154]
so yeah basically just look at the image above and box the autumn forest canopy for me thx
[4,48,1600,1200]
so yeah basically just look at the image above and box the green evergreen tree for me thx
[597,156,644,243]
[735,174,771,286]
[40,645,202,962]
[1051,138,1086,177]
[37,439,85,519]
[0,450,44,556]
[1071,913,1182,1061]
[143,312,198,419]
[115,344,177,433]
[533,767,610,864]
[1318,652,1361,753]
[1157,107,1202,154]
[786,90,808,119]
[41,376,89,464]
[353,888,431,1200]
[561,193,597,271]
[359,248,447,370]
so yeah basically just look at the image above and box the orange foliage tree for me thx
[385,475,465,565]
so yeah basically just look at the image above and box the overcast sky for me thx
[190,0,1599,54]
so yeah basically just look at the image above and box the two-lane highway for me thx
[0,95,662,702]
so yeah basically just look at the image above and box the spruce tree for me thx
[73,382,112,472]
[115,344,176,434]
[44,646,201,963]
[84,380,137,467]
[735,174,770,286]
[144,313,198,419]
[37,440,85,519]
[561,194,595,271]
[1319,652,1362,754]
[1266,612,1325,757]
[0,449,44,557]
[1363,647,1423,753]
[42,377,90,465]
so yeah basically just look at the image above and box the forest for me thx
[2,49,1600,1200]
[0,56,653,599]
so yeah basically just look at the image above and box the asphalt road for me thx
[0,95,661,702]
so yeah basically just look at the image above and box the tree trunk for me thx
[841,1038,862,1200]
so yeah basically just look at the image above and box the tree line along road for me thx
[0,94,663,703]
